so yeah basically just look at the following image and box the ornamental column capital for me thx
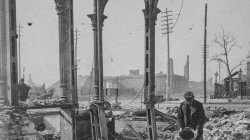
[142,8,161,22]
[54,0,64,15]
[88,14,107,28]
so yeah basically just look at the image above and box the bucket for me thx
[179,127,197,140]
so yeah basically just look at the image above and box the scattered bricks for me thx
[0,120,4,127]
[116,109,178,139]
[234,124,248,132]
[232,132,245,139]
[222,130,232,134]
[21,122,36,134]
[203,111,250,140]
[205,124,213,130]
[115,106,250,139]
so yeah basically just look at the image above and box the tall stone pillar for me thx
[0,0,18,106]
[88,10,99,102]
[0,0,7,106]
[143,0,160,139]
[54,0,75,103]
[88,0,107,103]
[88,1,109,140]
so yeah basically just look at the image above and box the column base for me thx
[0,99,5,107]
[0,81,6,106]
[92,86,99,102]
[59,83,67,102]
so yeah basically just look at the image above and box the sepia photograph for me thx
[0,0,250,139]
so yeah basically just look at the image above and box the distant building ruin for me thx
[76,55,190,99]
[50,56,191,100]
[27,74,47,98]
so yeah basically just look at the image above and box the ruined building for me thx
[77,55,190,99]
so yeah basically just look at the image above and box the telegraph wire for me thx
[121,82,145,108]
[169,0,185,32]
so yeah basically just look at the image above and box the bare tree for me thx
[211,27,250,93]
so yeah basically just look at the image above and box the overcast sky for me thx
[16,0,250,86]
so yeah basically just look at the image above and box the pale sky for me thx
[16,0,250,87]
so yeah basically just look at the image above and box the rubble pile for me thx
[204,112,250,140]
[0,109,37,139]
[31,98,65,106]
[0,109,11,139]
[119,122,177,140]
[206,106,237,118]
[115,109,178,139]
[206,106,228,112]
[164,106,179,117]
[0,109,60,140]
[116,106,250,140]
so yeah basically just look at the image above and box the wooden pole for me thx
[204,3,207,103]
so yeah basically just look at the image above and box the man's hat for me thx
[184,91,194,98]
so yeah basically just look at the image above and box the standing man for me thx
[17,78,31,105]
[177,91,206,140]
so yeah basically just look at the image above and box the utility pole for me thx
[17,24,22,81]
[115,76,119,104]
[203,3,208,103]
[74,28,79,105]
[72,28,80,140]
[219,61,221,84]
[23,67,25,81]
[161,8,173,100]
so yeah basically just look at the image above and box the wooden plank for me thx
[60,108,73,140]
[97,108,108,139]
[126,124,144,140]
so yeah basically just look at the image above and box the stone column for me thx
[0,0,18,106]
[54,0,75,103]
[54,1,75,139]
[88,13,99,102]
[143,0,160,139]
[143,0,160,103]
[88,0,107,103]
[0,0,7,106]
[88,1,109,140]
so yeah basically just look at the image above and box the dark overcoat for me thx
[177,99,205,131]
[17,83,31,101]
